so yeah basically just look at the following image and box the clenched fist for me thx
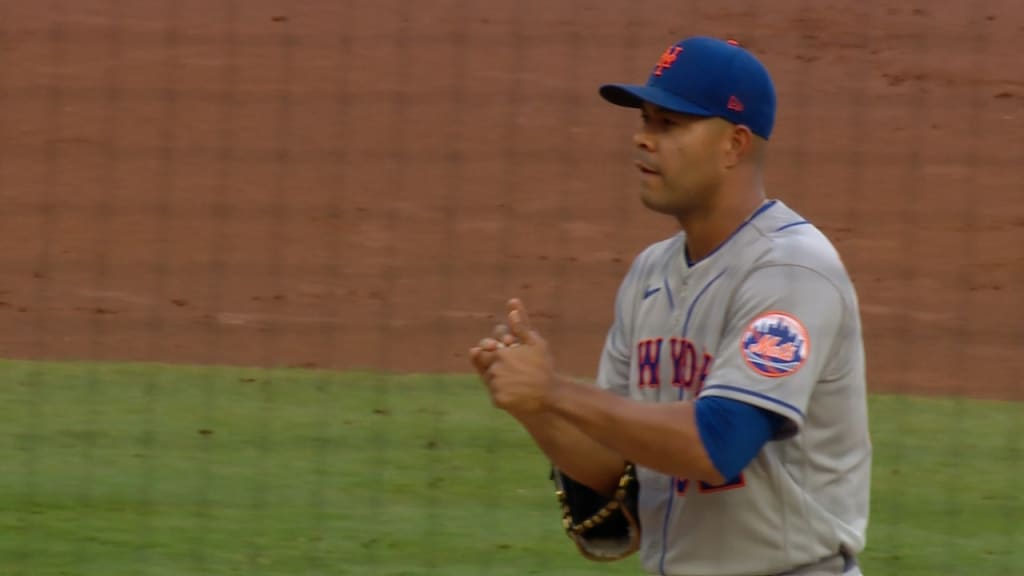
[469,298,559,415]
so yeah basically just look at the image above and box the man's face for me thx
[632,103,732,216]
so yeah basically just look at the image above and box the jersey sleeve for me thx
[699,264,845,436]
[594,256,641,397]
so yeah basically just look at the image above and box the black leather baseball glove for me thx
[551,462,641,561]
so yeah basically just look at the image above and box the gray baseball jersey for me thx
[596,199,871,576]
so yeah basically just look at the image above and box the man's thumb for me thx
[508,309,545,348]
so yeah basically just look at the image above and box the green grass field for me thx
[1,359,1021,575]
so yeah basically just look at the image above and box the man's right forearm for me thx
[515,409,627,497]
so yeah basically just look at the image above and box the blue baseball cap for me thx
[599,36,777,140]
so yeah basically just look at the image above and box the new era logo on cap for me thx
[598,36,777,140]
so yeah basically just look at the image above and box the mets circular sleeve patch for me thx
[740,312,810,378]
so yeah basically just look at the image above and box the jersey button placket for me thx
[673,277,689,324]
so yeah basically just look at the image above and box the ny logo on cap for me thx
[653,46,683,76]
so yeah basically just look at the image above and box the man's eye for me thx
[657,117,679,129]
[641,114,677,129]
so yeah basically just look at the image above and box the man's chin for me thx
[640,191,681,215]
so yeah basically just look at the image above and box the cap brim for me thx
[599,83,712,117]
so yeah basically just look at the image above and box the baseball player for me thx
[470,36,871,576]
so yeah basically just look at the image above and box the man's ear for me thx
[723,124,755,169]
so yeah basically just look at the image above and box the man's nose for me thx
[633,130,655,152]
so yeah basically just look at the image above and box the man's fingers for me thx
[509,313,541,346]
[469,345,484,367]
[474,298,540,381]
[507,298,529,321]
[493,323,510,339]
[493,323,519,347]
[471,336,505,372]
[472,348,500,373]
[507,299,538,345]
[479,337,503,350]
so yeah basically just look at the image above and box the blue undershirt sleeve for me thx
[694,395,788,481]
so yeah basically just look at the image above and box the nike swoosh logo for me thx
[643,287,661,300]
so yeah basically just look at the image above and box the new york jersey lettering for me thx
[670,337,713,393]
[637,337,713,392]
[637,338,663,388]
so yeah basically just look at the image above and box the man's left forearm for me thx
[547,375,724,485]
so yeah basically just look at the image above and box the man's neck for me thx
[678,187,766,265]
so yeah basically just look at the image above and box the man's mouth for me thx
[635,161,660,175]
